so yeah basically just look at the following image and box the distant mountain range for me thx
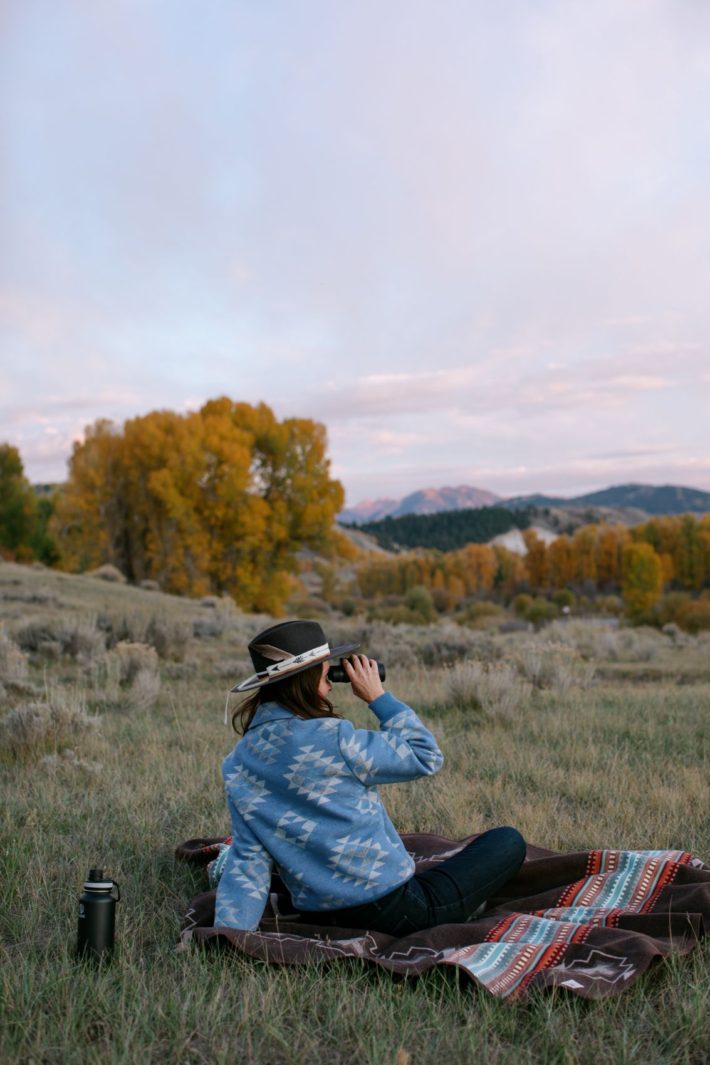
[338,482,710,525]
[338,485,501,524]
[502,483,710,515]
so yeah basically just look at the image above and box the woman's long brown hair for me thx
[231,662,338,735]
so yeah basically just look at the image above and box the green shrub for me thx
[455,600,506,630]
[653,592,692,627]
[525,598,558,626]
[405,585,437,624]
[593,594,624,616]
[368,604,428,626]
[340,598,357,617]
[284,595,332,620]
[676,599,710,634]
[430,586,451,613]
[512,593,533,616]
[552,588,576,609]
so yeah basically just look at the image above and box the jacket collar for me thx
[247,701,295,730]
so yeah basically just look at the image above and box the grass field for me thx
[1,561,708,1065]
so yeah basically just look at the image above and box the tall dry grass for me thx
[0,561,708,1064]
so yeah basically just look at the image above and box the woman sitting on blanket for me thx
[214,620,526,935]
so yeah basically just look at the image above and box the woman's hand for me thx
[342,654,386,703]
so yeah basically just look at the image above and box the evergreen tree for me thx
[0,445,43,562]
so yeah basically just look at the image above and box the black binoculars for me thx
[328,660,386,684]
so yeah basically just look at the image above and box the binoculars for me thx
[328,660,386,684]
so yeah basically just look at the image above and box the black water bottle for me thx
[77,868,120,962]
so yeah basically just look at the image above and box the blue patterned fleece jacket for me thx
[214,692,444,930]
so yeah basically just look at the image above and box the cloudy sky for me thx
[2,0,710,506]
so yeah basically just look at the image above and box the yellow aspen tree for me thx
[196,403,269,604]
[402,558,420,592]
[547,535,574,590]
[446,573,466,604]
[430,567,449,612]
[621,542,663,618]
[493,545,526,597]
[356,558,397,598]
[326,528,362,562]
[52,419,126,573]
[674,515,705,590]
[699,517,710,584]
[637,516,679,559]
[522,529,549,591]
[458,543,496,595]
[571,525,598,586]
[202,399,344,610]
[596,525,629,588]
[658,553,675,588]
[120,410,213,594]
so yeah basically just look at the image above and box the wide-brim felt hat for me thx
[231,619,360,693]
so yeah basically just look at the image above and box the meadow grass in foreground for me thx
[0,562,708,1064]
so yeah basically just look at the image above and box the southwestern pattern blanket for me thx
[175,832,709,1000]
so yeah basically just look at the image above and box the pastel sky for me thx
[2,0,710,506]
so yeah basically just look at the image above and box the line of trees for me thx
[347,516,710,626]
[351,506,530,551]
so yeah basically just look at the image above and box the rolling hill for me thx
[502,483,710,515]
[340,481,710,526]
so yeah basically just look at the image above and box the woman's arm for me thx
[214,797,273,930]
[337,656,444,784]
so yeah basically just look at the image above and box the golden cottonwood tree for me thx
[571,525,598,586]
[595,525,629,588]
[673,515,706,590]
[522,529,549,589]
[493,545,526,596]
[621,542,663,618]
[546,535,574,590]
[52,399,344,611]
[454,543,497,595]
[52,420,127,572]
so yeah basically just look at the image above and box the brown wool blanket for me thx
[175,833,709,1000]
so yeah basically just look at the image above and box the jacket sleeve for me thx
[337,691,444,785]
[214,796,273,931]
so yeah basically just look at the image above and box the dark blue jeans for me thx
[298,826,526,936]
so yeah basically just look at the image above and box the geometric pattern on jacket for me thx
[214,692,444,930]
